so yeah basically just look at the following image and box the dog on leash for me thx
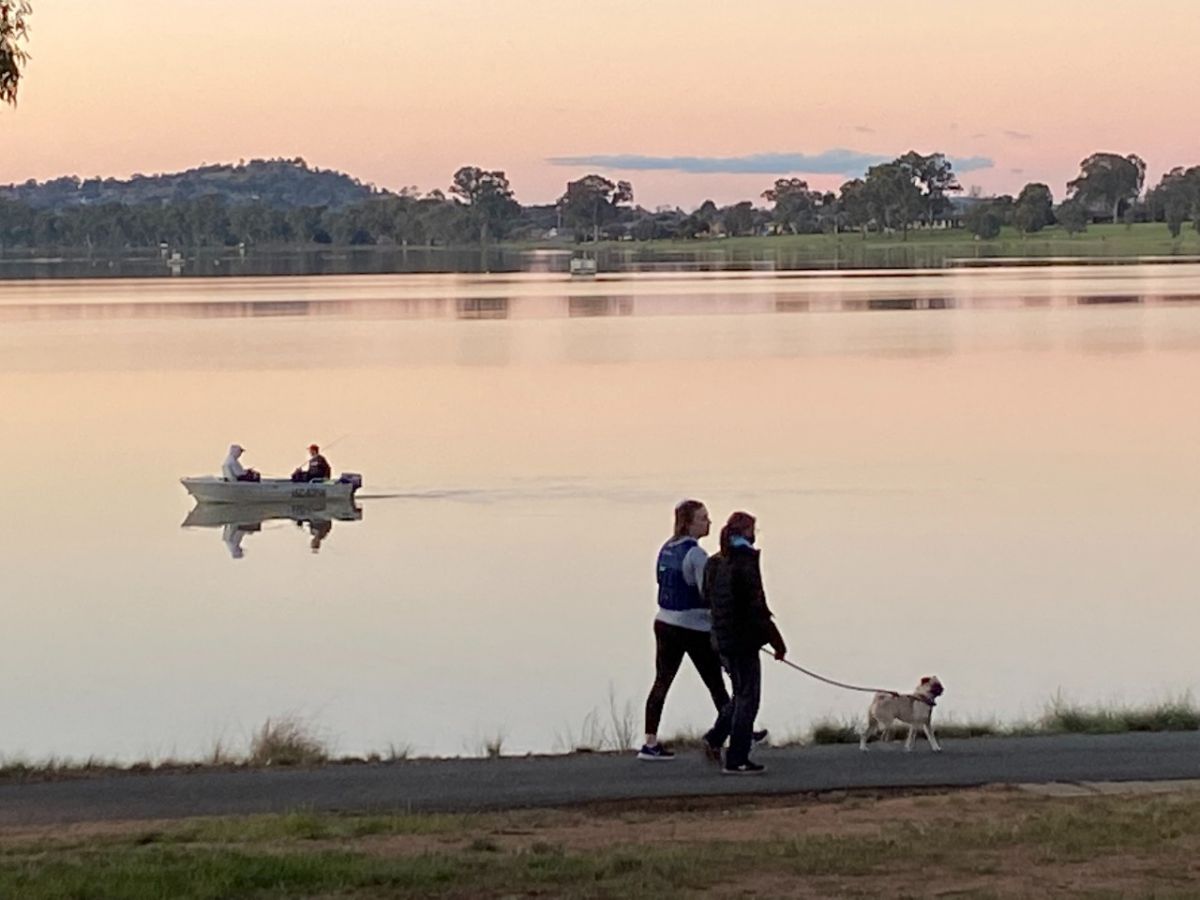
[859,676,945,752]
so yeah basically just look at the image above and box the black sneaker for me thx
[702,739,723,765]
[752,729,769,745]
[636,743,675,761]
[722,760,766,775]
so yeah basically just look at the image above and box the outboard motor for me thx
[338,472,363,492]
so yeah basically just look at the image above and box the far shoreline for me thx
[1,222,1200,280]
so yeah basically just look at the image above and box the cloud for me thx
[546,149,891,176]
[1002,130,1033,141]
[547,149,995,178]
[953,156,995,173]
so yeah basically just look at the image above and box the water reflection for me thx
[182,500,363,559]
[568,296,634,317]
[456,297,508,320]
[5,264,1200,325]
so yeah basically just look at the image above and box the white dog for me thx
[859,676,945,752]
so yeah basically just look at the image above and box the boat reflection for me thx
[182,500,363,558]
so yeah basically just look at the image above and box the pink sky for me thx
[2,0,1197,209]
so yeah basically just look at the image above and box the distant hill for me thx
[0,158,380,211]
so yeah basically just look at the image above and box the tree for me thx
[449,166,518,243]
[557,174,633,242]
[898,151,961,226]
[691,199,720,233]
[838,178,872,236]
[1154,168,1197,238]
[721,201,756,237]
[0,1,30,106]
[863,162,923,237]
[964,201,1003,240]
[1066,153,1146,224]
[1055,199,1089,236]
[761,178,821,234]
[1012,183,1054,234]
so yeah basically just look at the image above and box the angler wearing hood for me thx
[221,444,261,482]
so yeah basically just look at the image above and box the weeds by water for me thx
[247,716,328,766]
[553,685,638,753]
[3,691,1197,780]
[1040,691,1200,734]
[808,692,1199,745]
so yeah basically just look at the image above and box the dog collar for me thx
[909,693,937,708]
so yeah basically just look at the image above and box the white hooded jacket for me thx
[221,444,247,481]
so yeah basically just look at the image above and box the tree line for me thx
[4,9,1199,248]
[2,152,1200,251]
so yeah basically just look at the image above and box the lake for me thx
[2,264,1199,761]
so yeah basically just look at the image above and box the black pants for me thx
[644,620,730,736]
[705,651,762,767]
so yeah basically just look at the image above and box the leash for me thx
[761,648,896,696]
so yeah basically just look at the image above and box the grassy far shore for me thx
[527,222,1200,264]
[4,222,1200,278]
[3,787,1200,897]
[3,694,1196,783]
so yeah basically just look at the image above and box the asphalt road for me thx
[3,733,1199,827]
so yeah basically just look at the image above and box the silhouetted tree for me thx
[557,174,633,242]
[0,1,30,105]
[450,166,518,243]
[1012,183,1054,234]
[898,151,961,226]
[1067,153,1146,224]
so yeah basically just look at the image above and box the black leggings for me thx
[644,620,731,736]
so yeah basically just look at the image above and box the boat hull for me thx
[181,476,360,504]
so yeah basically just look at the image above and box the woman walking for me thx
[703,511,787,774]
[637,500,731,760]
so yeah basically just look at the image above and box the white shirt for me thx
[655,540,713,632]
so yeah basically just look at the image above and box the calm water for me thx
[2,265,1200,761]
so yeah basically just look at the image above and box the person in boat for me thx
[291,444,332,483]
[221,444,261,483]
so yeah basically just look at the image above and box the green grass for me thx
[4,794,1200,898]
[551,222,1200,267]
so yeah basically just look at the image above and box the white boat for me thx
[569,257,598,277]
[180,473,362,504]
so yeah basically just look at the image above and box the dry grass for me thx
[247,717,328,766]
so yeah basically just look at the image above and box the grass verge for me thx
[3,788,1200,897]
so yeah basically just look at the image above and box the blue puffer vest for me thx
[656,538,705,611]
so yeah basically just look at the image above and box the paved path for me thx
[3,733,1199,827]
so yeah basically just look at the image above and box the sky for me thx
[2,0,1198,209]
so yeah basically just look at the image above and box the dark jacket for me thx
[704,545,782,657]
[306,454,331,481]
